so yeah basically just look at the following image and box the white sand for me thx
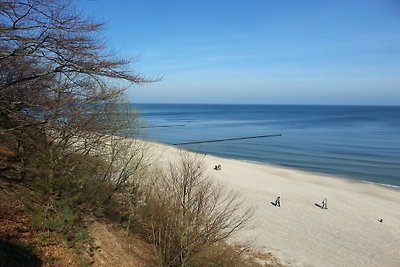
[149,142,400,267]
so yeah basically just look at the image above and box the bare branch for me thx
[139,152,255,266]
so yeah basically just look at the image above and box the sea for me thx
[131,104,400,187]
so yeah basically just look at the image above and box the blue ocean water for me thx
[132,104,400,187]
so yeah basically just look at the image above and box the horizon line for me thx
[130,102,400,107]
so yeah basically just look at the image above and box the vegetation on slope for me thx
[0,1,283,266]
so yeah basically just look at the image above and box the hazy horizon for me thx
[131,102,400,106]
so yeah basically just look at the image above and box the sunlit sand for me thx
[149,142,400,267]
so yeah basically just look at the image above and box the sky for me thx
[78,0,400,105]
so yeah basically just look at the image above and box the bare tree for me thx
[0,0,153,182]
[140,152,255,267]
[1,0,147,125]
[87,136,153,204]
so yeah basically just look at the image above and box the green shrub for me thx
[15,241,37,255]
[46,206,78,233]
[73,230,89,243]
[38,234,57,246]
[44,255,58,264]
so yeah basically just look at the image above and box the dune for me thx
[148,141,400,267]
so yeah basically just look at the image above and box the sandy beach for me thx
[148,142,400,267]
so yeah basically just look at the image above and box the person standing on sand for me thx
[322,198,328,209]
[275,196,281,207]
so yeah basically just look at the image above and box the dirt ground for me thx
[89,220,156,267]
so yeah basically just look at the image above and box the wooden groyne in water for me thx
[172,134,282,145]
[139,124,185,128]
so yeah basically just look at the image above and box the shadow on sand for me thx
[315,203,328,209]
[271,202,281,207]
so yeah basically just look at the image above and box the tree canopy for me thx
[0,0,148,134]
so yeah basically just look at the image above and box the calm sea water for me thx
[132,104,400,187]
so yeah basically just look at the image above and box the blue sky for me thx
[78,0,400,105]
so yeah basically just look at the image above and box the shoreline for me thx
[155,141,400,190]
[235,158,400,191]
[147,141,400,267]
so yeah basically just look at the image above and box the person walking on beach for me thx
[322,198,328,209]
[275,196,281,207]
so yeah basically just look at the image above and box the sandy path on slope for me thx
[89,221,155,267]
[148,142,400,267]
